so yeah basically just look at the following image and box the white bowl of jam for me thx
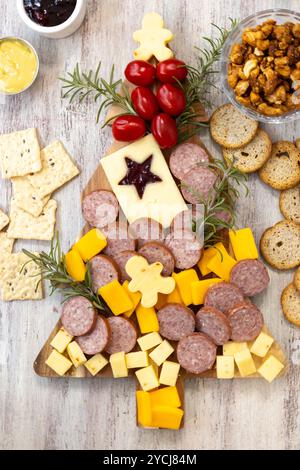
[16,0,87,39]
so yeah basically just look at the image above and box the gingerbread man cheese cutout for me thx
[126,255,175,308]
[133,12,174,62]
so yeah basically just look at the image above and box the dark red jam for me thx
[118,156,162,199]
[24,0,77,27]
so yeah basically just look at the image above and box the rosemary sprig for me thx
[60,63,137,125]
[181,158,248,248]
[21,234,108,312]
[177,18,238,141]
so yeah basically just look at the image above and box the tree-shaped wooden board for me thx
[34,135,287,429]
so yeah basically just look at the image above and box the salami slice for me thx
[111,250,137,283]
[102,222,136,257]
[157,303,195,341]
[177,332,217,374]
[169,143,210,180]
[61,296,96,337]
[164,230,202,269]
[82,190,119,228]
[77,316,110,355]
[181,167,218,204]
[129,218,164,248]
[230,259,270,297]
[139,241,175,276]
[90,254,120,292]
[195,306,231,345]
[204,281,244,316]
[105,316,137,354]
[228,302,264,342]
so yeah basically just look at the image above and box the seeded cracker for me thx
[0,128,41,179]
[7,199,57,241]
[0,209,9,231]
[27,141,80,197]
[11,177,51,218]
[0,252,43,301]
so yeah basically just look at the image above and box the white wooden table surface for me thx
[1,0,300,451]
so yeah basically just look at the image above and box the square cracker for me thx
[11,177,51,217]
[27,141,79,197]
[0,232,15,277]
[7,199,57,241]
[0,252,43,301]
[0,209,9,231]
[0,128,41,179]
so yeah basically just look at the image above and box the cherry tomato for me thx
[112,115,146,142]
[156,83,186,116]
[131,86,159,121]
[151,113,178,149]
[156,59,188,84]
[125,60,156,86]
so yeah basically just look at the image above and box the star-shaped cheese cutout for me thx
[126,255,175,308]
[118,155,162,199]
[133,12,174,61]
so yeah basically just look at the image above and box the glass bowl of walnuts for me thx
[220,9,300,123]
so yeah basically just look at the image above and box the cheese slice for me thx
[101,134,187,228]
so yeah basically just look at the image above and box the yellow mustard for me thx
[0,38,38,94]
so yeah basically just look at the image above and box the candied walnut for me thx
[227,65,240,89]
[256,39,270,51]
[264,68,280,94]
[261,20,275,37]
[291,69,300,82]
[296,61,300,70]
[257,102,284,116]
[292,24,300,38]
[250,91,261,105]
[273,25,292,43]
[230,44,244,64]
[242,30,264,47]
[235,80,249,96]
[266,85,286,105]
[236,96,252,107]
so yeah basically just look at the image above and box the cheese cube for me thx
[159,361,180,386]
[126,351,149,369]
[172,269,198,306]
[155,293,168,309]
[257,355,284,383]
[151,405,184,430]
[223,341,248,356]
[73,228,107,261]
[136,391,152,427]
[110,352,128,378]
[250,331,274,358]
[123,280,141,318]
[166,286,183,305]
[207,246,237,282]
[150,386,181,408]
[99,280,133,315]
[198,242,227,276]
[136,304,159,334]
[191,278,222,305]
[84,353,108,376]
[50,327,73,353]
[67,341,87,368]
[137,332,162,351]
[65,249,86,282]
[234,349,256,377]
[149,357,159,377]
[135,365,159,391]
[216,356,235,379]
[149,340,174,366]
[45,350,72,376]
[229,228,258,261]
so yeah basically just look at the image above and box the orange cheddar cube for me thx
[150,386,181,408]
[123,280,141,318]
[136,391,152,427]
[191,278,222,305]
[73,228,107,261]
[207,245,237,281]
[99,280,133,315]
[166,286,183,305]
[198,242,227,276]
[136,304,159,333]
[229,228,259,261]
[65,249,86,282]
[151,405,184,430]
[172,269,198,306]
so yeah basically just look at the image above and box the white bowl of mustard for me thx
[0,37,39,95]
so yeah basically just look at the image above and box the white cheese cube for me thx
[149,340,174,366]
[234,349,256,377]
[50,327,73,353]
[84,354,108,376]
[159,361,180,386]
[66,341,87,368]
[216,356,235,379]
[135,365,159,391]
[250,332,274,358]
[126,351,149,369]
[110,352,128,378]
[223,341,248,356]
[257,355,284,383]
[45,350,72,376]
[137,332,162,351]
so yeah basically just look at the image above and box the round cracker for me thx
[281,283,300,327]
[260,220,300,270]
[259,141,300,190]
[210,103,258,149]
[279,186,300,224]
